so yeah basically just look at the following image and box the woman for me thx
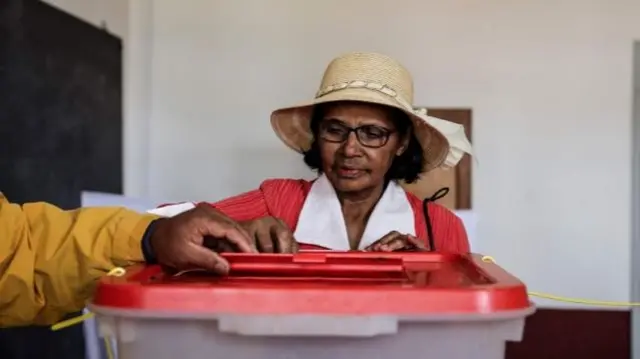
[155,52,473,253]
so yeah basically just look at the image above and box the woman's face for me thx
[317,102,409,194]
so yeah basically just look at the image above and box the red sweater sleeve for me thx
[427,203,470,253]
[204,179,310,225]
[206,189,269,222]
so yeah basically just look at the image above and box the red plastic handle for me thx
[222,252,407,278]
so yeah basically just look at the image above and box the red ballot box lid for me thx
[92,251,531,315]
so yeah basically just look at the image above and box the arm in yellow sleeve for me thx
[0,193,159,327]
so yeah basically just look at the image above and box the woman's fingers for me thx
[366,232,426,252]
[254,224,275,253]
[365,231,402,251]
[404,235,427,251]
[272,218,296,253]
[381,237,408,251]
[385,235,426,252]
[245,218,297,253]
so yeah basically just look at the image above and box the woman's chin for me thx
[330,177,372,193]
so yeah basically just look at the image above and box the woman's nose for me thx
[342,132,361,156]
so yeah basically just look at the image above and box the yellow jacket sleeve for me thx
[0,193,159,327]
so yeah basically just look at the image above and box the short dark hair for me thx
[302,103,426,184]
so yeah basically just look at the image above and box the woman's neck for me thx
[337,183,386,249]
[339,186,383,218]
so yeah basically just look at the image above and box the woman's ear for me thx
[396,133,410,156]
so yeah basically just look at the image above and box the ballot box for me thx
[89,252,534,359]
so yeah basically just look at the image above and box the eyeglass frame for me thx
[317,120,396,148]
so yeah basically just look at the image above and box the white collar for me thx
[146,202,196,217]
[293,174,415,250]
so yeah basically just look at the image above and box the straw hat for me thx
[270,52,472,174]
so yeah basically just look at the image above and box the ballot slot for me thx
[142,252,495,287]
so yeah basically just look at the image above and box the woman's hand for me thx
[239,217,299,253]
[364,231,427,252]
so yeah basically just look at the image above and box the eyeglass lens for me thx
[319,120,393,148]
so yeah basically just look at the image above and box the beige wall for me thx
[47,0,640,309]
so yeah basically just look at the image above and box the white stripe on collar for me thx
[293,174,415,250]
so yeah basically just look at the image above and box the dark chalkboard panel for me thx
[0,0,123,358]
[0,0,123,208]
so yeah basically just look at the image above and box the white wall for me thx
[55,0,640,309]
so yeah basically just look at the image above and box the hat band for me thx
[315,81,413,110]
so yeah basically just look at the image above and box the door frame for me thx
[631,40,640,359]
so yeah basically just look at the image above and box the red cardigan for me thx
[206,178,469,253]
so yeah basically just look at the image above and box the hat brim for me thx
[271,88,451,173]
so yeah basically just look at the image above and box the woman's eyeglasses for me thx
[319,121,395,148]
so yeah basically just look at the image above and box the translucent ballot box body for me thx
[89,252,534,359]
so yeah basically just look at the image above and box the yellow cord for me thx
[480,255,640,307]
[50,312,95,331]
[104,336,115,359]
[51,267,126,359]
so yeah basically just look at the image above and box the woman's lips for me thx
[336,167,365,178]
